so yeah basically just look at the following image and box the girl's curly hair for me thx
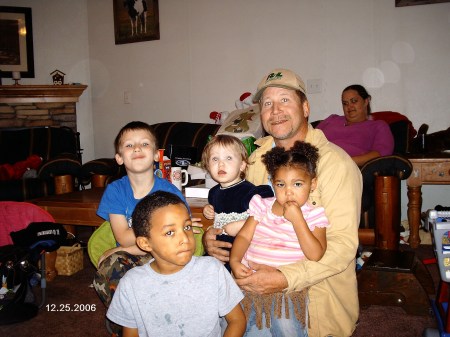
[262,141,319,179]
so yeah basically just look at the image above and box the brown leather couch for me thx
[81,122,221,187]
[0,126,82,201]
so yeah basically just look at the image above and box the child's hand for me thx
[283,200,303,223]
[230,261,253,279]
[203,204,215,220]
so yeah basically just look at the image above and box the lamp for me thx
[12,71,21,85]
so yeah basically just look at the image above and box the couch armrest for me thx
[38,153,82,180]
[360,154,412,213]
[80,158,123,186]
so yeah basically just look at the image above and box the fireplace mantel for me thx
[0,84,88,104]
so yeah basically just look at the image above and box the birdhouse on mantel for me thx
[50,70,66,85]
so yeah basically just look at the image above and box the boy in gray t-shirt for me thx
[107,191,245,337]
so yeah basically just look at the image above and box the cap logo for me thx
[265,72,283,83]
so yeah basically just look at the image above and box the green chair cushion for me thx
[87,221,116,268]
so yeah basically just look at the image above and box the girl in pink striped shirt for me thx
[230,141,329,336]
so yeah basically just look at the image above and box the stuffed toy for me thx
[213,92,262,156]
[209,111,229,125]
[235,92,255,109]
[0,155,42,181]
[209,92,256,125]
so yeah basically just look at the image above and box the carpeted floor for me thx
[0,229,442,336]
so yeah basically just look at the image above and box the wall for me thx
[86,0,450,160]
[86,0,450,222]
[0,0,94,163]
[2,0,449,222]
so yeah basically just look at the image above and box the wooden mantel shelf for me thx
[0,84,88,103]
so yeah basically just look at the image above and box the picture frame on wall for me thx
[113,0,160,45]
[0,6,35,78]
[395,0,450,6]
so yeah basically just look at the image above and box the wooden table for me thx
[406,153,450,248]
[31,187,213,228]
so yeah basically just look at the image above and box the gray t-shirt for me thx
[107,256,244,337]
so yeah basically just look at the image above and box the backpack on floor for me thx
[0,221,67,325]
[0,244,38,325]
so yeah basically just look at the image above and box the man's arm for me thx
[279,146,362,291]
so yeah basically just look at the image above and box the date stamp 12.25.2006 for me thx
[45,304,96,312]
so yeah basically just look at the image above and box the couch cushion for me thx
[38,153,82,180]
[167,144,197,168]
[150,122,220,163]
[0,127,79,165]
[80,158,124,186]
[0,179,53,202]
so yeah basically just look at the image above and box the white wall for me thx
[86,0,450,221]
[0,0,95,163]
[85,0,450,152]
[2,0,449,222]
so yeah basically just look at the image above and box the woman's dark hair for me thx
[342,84,372,115]
[262,141,319,179]
[132,191,187,238]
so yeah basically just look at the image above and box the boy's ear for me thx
[115,153,124,165]
[136,236,152,253]
[153,151,159,162]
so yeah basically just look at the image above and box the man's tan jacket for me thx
[246,125,362,337]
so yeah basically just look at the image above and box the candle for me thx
[12,71,21,80]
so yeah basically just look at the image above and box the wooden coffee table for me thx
[405,153,450,248]
[31,187,213,228]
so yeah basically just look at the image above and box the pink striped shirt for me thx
[244,195,330,268]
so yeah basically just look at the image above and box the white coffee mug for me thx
[170,167,189,191]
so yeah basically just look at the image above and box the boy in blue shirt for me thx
[93,121,189,309]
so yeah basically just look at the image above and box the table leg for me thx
[54,175,76,235]
[45,251,58,282]
[407,185,422,248]
[51,175,75,280]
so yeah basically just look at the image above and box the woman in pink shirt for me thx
[316,84,394,167]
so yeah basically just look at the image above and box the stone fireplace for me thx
[0,84,87,131]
